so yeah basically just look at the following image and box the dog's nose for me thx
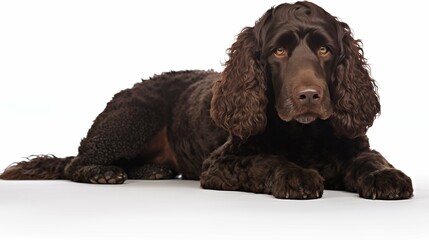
[295,86,322,105]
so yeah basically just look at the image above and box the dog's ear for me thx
[331,21,381,139]
[210,26,267,140]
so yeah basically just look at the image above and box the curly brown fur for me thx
[330,23,380,138]
[211,27,268,139]
[0,155,72,180]
[1,2,412,200]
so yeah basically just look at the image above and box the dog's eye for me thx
[318,46,330,56]
[274,47,287,58]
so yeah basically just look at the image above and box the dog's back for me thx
[0,70,226,182]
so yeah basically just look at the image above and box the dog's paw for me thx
[127,164,175,180]
[358,168,413,200]
[271,168,324,199]
[87,166,127,184]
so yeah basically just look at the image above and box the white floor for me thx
[1,178,428,240]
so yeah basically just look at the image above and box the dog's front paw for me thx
[358,168,413,200]
[271,168,324,199]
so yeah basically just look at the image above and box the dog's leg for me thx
[342,150,413,200]
[200,139,324,199]
[64,100,166,184]
[125,164,176,180]
[201,154,324,199]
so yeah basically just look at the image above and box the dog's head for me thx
[211,1,380,139]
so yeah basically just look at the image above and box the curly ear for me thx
[331,22,381,139]
[210,27,267,139]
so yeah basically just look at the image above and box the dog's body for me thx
[0,2,413,200]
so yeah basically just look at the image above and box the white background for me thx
[0,1,428,240]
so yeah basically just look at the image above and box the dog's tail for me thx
[0,155,74,180]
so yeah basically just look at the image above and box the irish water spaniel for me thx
[1,1,413,200]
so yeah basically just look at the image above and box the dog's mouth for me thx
[294,114,318,124]
[277,110,332,124]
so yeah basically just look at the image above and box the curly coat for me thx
[1,2,413,200]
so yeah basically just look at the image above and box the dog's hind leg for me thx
[122,126,178,180]
[125,164,176,180]
[64,86,174,184]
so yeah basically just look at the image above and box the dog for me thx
[0,1,413,200]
